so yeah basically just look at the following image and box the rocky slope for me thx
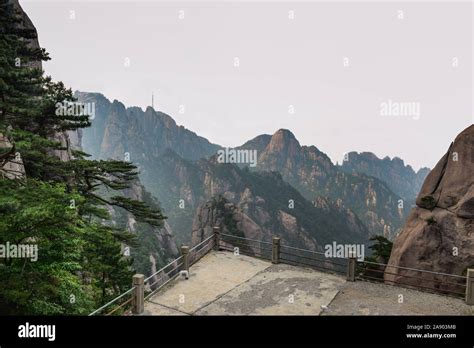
[339,151,430,202]
[385,125,474,292]
[240,129,409,238]
[191,165,370,252]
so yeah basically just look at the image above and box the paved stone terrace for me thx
[143,251,471,316]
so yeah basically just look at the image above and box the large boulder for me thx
[385,125,474,294]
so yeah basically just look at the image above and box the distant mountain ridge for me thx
[74,91,220,162]
[239,129,414,238]
[339,151,430,202]
[76,92,427,245]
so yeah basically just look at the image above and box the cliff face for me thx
[240,129,409,238]
[340,151,430,202]
[191,168,370,253]
[75,91,220,162]
[117,181,179,278]
[385,125,474,289]
[10,0,41,69]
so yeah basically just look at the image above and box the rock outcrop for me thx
[0,132,25,179]
[10,0,41,70]
[385,125,474,292]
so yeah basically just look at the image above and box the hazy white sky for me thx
[22,0,473,170]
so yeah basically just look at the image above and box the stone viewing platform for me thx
[143,251,470,316]
[89,229,473,316]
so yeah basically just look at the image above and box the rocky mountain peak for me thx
[268,129,300,150]
[239,134,272,153]
[259,129,302,165]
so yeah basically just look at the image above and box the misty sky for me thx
[22,0,473,170]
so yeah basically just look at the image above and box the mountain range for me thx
[73,92,430,259]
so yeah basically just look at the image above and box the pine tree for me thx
[0,1,166,314]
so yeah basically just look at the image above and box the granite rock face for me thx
[385,125,474,291]
[10,0,42,70]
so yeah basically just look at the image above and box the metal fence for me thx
[219,233,273,260]
[357,260,467,299]
[88,286,136,316]
[89,226,474,315]
[89,233,216,316]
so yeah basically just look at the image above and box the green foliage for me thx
[0,179,93,314]
[367,235,393,262]
[0,3,166,315]
[357,235,393,280]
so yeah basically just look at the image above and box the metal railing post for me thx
[466,269,474,305]
[132,274,144,314]
[346,252,356,282]
[272,237,280,264]
[213,226,221,251]
[181,245,190,274]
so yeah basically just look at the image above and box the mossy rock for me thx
[419,195,436,210]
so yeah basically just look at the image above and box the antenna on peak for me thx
[151,92,154,109]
